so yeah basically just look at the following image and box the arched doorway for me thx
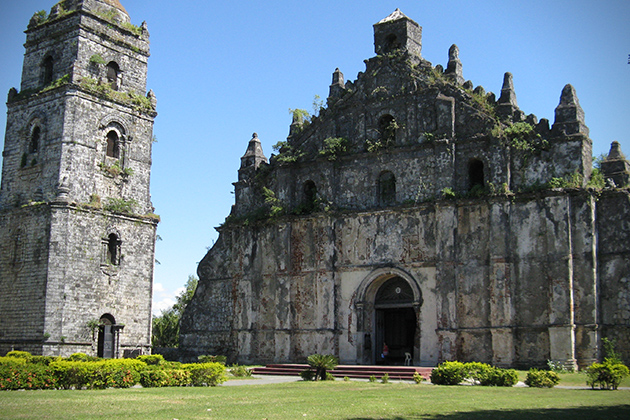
[97,314,115,358]
[354,268,422,365]
[374,277,416,365]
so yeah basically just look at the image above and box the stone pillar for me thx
[497,72,520,119]
[445,44,464,85]
[491,328,515,367]
[601,141,630,188]
[328,68,345,101]
[548,325,577,370]
[552,84,589,137]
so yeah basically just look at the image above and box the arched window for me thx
[106,131,120,159]
[378,171,396,207]
[378,114,397,146]
[107,233,120,266]
[468,159,485,191]
[106,62,120,90]
[29,126,40,154]
[303,180,317,212]
[43,56,54,85]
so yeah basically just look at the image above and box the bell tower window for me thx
[469,159,485,191]
[302,180,318,213]
[384,34,400,53]
[29,127,41,154]
[42,56,54,85]
[104,233,121,266]
[378,171,396,207]
[106,131,120,159]
[107,62,120,90]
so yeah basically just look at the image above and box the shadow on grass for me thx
[347,405,630,420]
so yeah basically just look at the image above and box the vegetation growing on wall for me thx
[272,141,305,164]
[80,77,153,112]
[319,137,348,161]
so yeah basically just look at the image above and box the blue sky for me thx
[1,0,629,314]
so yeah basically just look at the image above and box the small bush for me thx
[197,355,227,365]
[343,376,350,382]
[381,373,390,384]
[229,364,252,377]
[325,372,336,381]
[368,375,377,382]
[465,362,492,383]
[525,369,561,388]
[478,367,518,387]
[431,361,516,387]
[413,372,424,384]
[185,362,227,387]
[137,354,165,366]
[586,359,630,390]
[5,351,33,361]
[300,369,316,381]
[430,361,467,385]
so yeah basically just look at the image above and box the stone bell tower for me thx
[0,0,158,357]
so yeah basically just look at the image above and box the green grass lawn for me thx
[1,381,629,420]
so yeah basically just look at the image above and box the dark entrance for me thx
[97,314,116,358]
[374,277,417,365]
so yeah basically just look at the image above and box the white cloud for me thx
[152,281,182,315]
[152,296,176,316]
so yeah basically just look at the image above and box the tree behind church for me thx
[152,275,198,348]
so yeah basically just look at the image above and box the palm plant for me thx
[307,354,339,381]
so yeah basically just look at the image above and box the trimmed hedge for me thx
[139,369,190,387]
[0,362,58,390]
[50,359,145,389]
[0,351,227,391]
[430,361,517,387]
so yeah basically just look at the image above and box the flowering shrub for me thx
[0,351,227,391]
[0,363,58,390]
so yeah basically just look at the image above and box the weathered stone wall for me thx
[182,190,630,367]
[0,206,50,354]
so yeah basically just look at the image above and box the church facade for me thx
[0,0,158,358]
[180,10,630,369]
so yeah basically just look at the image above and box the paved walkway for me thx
[221,375,630,390]
[221,375,302,386]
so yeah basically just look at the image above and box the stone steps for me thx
[251,364,434,381]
